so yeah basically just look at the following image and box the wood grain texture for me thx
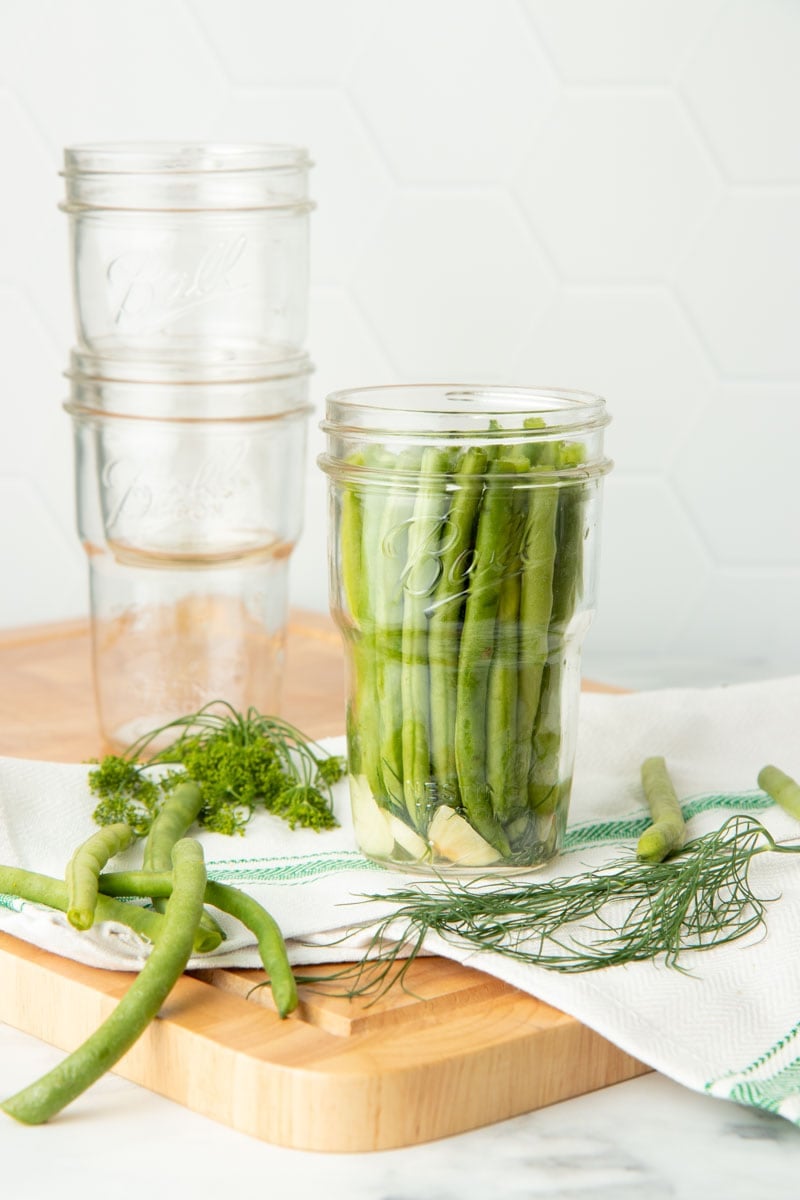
[0,932,648,1151]
[0,610,345,761]
[0,615,646,1151]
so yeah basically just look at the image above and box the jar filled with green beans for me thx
[320,385,612,873]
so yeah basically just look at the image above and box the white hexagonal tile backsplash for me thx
[680,0,800,182]
[676,193,800,378]
[525,0,726,84]
[673,384,800,567]
[514,286,715,470]
[515,91,722,282]
[188,0,383,87]
[352,189,556,378]
[349,0,557,184]
[209,87,394,285]
[0,0,798,688]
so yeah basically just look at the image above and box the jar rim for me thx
[61,142,314,213]
[322,383,610,437]
[62,142,312,176]
[320,383,612,483]
[63,398,314,427]
[67,345,314,386]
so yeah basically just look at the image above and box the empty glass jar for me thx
[66,357,312,748]
[321,385,612,874]
[61,143,313,363]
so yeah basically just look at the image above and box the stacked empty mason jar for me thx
[60,144,314,749]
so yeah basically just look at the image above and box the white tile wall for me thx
[0,0,798,688]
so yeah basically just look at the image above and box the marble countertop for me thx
[3,1021,800,1200]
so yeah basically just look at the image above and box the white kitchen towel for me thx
[2,674,800,1127]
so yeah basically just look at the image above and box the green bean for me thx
[1,839,207,1125]
[99,869,298,1017]
[353,459,394,797]
[526,656,565,817]
[637,756,687,863]
[527,447,588,817]
[515,471,558,799]
[0,864,164,945]
[143,780,203,872]
[454,459,525,854]
[66,823,134,931]
[374,450,419,813]
[340,451,365,618]
[142,779,224,949]
[339,454,367,779]
[428,446,488,805]
[206,882,297,1017]
[548,443,588,637]
[486,503,523,824]
[401,446,452,827]
[758,764,800,822]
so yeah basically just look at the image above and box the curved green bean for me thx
[66,822,133,931]
[99,869,298,1018]
[206,881,297,1018]
[1,839,207,1125]
[143,780,204,873]
[143,779,224,947]
[637,756,687,863]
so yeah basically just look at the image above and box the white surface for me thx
[0,1,799,691]
[3,1020,800,1200]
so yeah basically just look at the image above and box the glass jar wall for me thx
[321,385,612,873]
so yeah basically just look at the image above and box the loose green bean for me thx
[0,864,164,945]
[758,764,800,822]
[66,823,133,931]
[143,779,224,948]
[637,756,687,863]
[1,839,207,1125]
[99,869,298,1017]
[143,780,203,872]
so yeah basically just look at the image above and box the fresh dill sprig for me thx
[305,815,797,1001]
[89,701,345,839]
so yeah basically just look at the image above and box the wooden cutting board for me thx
[0,614,648,1152]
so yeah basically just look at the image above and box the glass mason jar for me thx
[320,385,612,874]
[65,357,312,749]
[61,143,313,362]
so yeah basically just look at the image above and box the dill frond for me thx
[313,815,795,1000]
